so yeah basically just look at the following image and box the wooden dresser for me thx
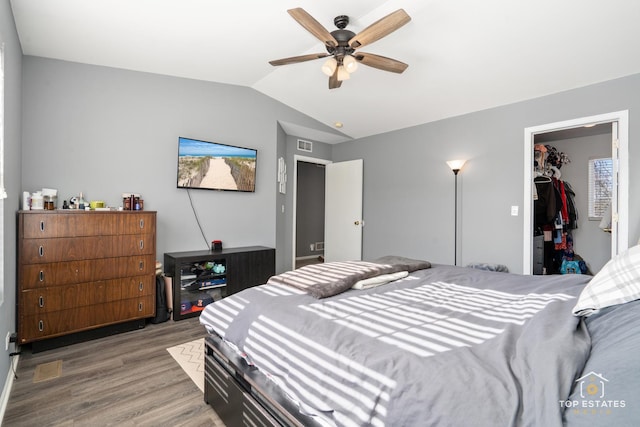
[17,210,157,347]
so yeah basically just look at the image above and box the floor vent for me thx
[33,360,63,383]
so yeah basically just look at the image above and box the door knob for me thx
[354,221,360,225]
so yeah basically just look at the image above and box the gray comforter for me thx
[200,264,592,427]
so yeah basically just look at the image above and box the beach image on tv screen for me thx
[177,137,256,192]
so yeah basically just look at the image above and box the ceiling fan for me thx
[269,8,411,89]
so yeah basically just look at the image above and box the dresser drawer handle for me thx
[39,270,45,282]
[139,282,144,291]
[40,221,45,232]
[139,219,144,229]
[38,320,44,332]
[139,302,143,311]
[139,261,144,270]
[139,240,144,250]
[39,246,44,257]
[39,296,44,308]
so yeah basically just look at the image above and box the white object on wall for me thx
[277,157,287,194]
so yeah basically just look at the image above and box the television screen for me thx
[177,137,257,192]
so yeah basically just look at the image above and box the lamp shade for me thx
[321,57,338,76]
[343,55,358,73]
[337,66,350,81]
[446,159,466,172]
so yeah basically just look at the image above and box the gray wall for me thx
[20,56,338,263]
[332,74,640,273]
[552,134,613,273]
[0,0,23,410]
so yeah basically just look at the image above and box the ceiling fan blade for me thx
[329,69,342,89]
[288,8,338,48]
[356,52,408,73]
[269,53,329,66]
[349,9,411,49]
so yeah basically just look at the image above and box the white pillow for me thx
[573,245,640,316]
[352,271,409,290]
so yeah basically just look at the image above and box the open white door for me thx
[610,121,620,258]
[324,159,363,262]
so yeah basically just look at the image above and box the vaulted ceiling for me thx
[10,0,640,143]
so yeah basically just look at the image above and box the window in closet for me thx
[588,157,612,220]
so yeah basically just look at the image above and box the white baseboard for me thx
[0,355,18,426]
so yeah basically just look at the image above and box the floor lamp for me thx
[446,160,466,266]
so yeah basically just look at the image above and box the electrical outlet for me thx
[5,332,10,351]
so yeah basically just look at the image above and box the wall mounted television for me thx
[177,136,257,192]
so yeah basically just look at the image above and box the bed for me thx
[199,250,640,426]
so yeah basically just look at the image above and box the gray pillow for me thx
[371,255,431,272]
[563,300,640,425]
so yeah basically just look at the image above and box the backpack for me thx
[150,275,171,323]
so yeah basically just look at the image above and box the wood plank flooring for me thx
[3,317,226,427]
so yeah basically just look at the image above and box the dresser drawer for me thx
[19,255,155,289]
[107,275,155,300]
[92,295,155,325]
[21,212,118,238]
[117,212,156,234]
[19,296,155,344]
[19,234,155,264]
[20,306,95,342]
[20,275,155,313]
[22,212,156,238]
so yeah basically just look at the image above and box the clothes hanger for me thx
[534,171,552,182]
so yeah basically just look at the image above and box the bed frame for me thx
[204,335,325,427]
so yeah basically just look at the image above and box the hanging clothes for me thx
[563,181,578,229]
[533,176,559,229]
[532,144,580,274]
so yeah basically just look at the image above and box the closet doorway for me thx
[522,111,629,275]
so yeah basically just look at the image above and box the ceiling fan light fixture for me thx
[337,66,350,81]
[270,8,411,89]
[343,55,358,73]
[321,57,338,76]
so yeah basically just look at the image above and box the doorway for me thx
[522,111,629,274]
[291,156,364,270]
[532,124,612,274]
[295,160,327,269]
[292,155,331,270]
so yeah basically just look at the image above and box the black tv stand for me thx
[164,246,275,320]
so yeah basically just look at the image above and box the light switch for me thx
[511,206,519,216]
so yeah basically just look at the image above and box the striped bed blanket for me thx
[200,264,592,427]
